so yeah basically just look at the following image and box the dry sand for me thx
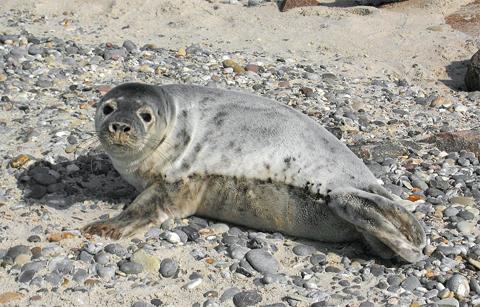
[0,0,478,90]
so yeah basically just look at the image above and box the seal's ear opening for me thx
[327,186,426,263]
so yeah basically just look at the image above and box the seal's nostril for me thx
[109,122,131,134]
[109,123,119,132]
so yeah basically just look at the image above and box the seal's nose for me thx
[109,122,132,134]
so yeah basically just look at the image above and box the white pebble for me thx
[162,231,181,244]
[183,278,202,289]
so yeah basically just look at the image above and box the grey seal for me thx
[83,82,426,263]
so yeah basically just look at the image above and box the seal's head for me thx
[95,83,171,160]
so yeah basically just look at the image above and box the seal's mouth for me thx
[100,132,139,154]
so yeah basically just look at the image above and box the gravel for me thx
[0,28,479,306]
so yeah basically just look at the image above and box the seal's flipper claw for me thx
[327,187,426,263]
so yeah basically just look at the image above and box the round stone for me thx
[97,264,116,280]
[457,221,475,235]
[159,258,178,278]
[232,291,262,307]
[94,251,109,265]
[292,244,316,256]
[446,274,470,299]
[401,276,421,291]
[132,249,160,273]
[245,249,279,274]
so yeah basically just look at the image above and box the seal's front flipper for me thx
[82,182,190,239]
[327,186,426,263]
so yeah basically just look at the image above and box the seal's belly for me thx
[193,175,358,242]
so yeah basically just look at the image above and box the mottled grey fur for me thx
[83,83,426,263]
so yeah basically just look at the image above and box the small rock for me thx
[104,243,127,257]
[159,258,178,278]
[232,291,262,307]
[183,278,202,289]
[436,298,460,307]
[161,231,181,244]
[220,287,241,302]
[131,249,160,273]
[245,249,279,274]
[446,274,470,299]
[465,49,480,92]
[119,262,143,274]
[122,40,137,52]
[17,270,36,283]
[292,244,316,256]
[401,276,421,291]
[457,221,475,235]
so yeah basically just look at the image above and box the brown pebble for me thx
[245,64,259,73]
[10,154,30,168]
[30,295,42,302]
[300,87,314,97]
[31,246,42,258]
[278,81,291,88]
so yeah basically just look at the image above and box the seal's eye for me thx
[103,105,114,115]
[140,113,152,123]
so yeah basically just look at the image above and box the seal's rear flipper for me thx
[327,186,426,263]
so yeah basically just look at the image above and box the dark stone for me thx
[279,0,319,12]
[232,291,262,307]
[159,258,178,278]
[425,130,480,158]
[18,269,36,283]
[466,49,480,91]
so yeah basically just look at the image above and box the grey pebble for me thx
[79,251,94,263]
[5,245,31,262]
[18,269,36,283]
[220,287,241,302]
[436,298,460,307]
[119,261,143,274]
[73,269,88,283]
[104,243,127,257]
[21,260,46,272]
[27,235,41,243]
[446,274,470,298]
[203,299,219,307]
[401,276,421,291]
[292,244,316,256]
[131,301,154,307]
[97,264,116,280]
[228,246,250,260]
[159,258,178,278]
[44,272,62,286]
[310,253,326,266]
[123,40,137,53]
[94,251,109,265]
[232,291,262,307]
[245,249,279,274]
[49,257,75,275]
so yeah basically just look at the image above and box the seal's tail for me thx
[327,185,426,263]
